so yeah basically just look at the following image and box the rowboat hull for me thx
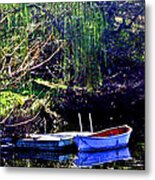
[16,132,90,151]
[16,135,74,151]
[74,125,132,152]
[16,139,73,151]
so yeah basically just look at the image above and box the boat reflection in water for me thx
[1,146,131,168]
[17,150,74,162]
[0,145,74,163]
[74,147,131,168]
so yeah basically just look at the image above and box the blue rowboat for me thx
[74,147,131,168]
[0,143,15,151]
[16,132,91,151]
[73,125,132,152]
[16,134,74,151]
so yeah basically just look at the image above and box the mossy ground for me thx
[0,91,26,118]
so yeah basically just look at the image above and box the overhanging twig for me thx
[5,111,40,127]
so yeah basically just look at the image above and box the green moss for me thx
[0,91,26,118]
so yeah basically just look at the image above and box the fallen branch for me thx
[18,41,40,71]
[0,57,6,74]
[4,42,64,88]
[0,16,7,24]
[5,111,40,127]
[29,42,64,71]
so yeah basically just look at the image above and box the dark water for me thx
[0,140,144,169]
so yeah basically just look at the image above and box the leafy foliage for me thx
[0,91,25,117]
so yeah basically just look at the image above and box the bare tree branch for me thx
[5,111,40,127]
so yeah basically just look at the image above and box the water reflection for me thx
[17,150,73,162]
[1,145,133,168]
[74,147,131,168]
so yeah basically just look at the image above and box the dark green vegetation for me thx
[0,1,145,169]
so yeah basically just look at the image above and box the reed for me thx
[0,1,145,91]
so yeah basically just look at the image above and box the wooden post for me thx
[78,113,83,132]
[89,113,93,132]
[44,118,47,134]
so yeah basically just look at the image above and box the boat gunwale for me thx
[75,124,133,140]
[17,136,73,142]
[24,132,92,142]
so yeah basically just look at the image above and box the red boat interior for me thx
[91,126,129,137]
